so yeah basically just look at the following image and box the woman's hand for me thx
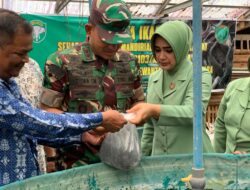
[126,103,160,125]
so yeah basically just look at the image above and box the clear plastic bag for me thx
[99,123,141,170]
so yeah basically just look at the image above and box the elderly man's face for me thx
[0,30,33,79]
[86,24,122,60]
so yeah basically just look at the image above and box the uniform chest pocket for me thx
[69,77,100,100]
[66,63,100,100]
[114,74,134,111]
[113,61,135,97]
[114,74,134,98]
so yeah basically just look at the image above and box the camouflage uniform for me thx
[41,0,144,170]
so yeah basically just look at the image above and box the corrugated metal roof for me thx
[2,0,250,20]
[168,0,250,20]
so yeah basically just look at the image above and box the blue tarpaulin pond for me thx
[1,153,250,190]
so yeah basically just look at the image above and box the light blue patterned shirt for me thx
[0,78,102,186]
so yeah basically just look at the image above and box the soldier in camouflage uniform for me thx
[41,0,145,171]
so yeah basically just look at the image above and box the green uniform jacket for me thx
[214,77,250,153]
[141,21,214,156]
[141,67,214,155]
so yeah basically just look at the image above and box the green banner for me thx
[21,14,88,72]
[21,14,236,90]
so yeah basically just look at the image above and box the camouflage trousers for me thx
[45,144,101,172]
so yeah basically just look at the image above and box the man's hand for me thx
[126,103,160,125]
[82,130,106,145]
[101,110,126,132]
[92,126,108,135]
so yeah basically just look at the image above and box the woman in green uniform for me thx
[128,20,214,155]
[214,57,250,154]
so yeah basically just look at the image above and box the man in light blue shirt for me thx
[0,8,126,186]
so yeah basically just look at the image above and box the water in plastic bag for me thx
[99,122,141,170]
